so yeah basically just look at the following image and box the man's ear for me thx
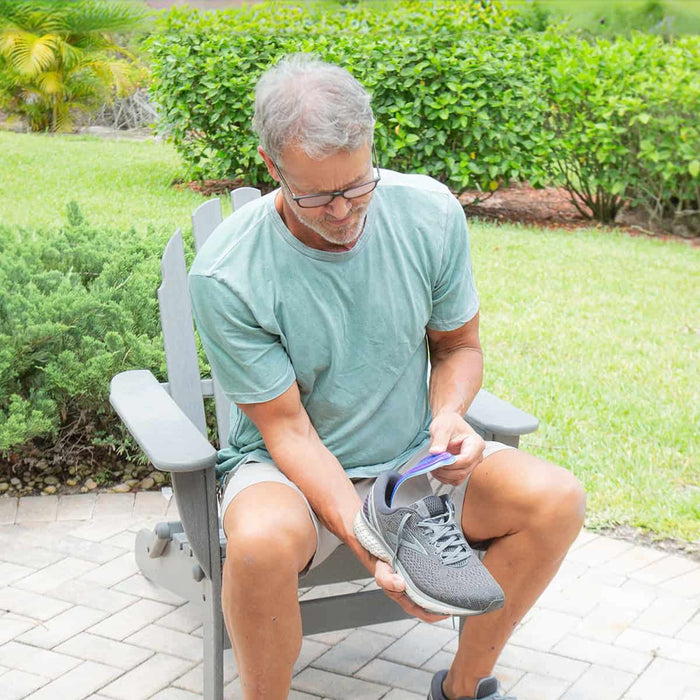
[258,146,280,182]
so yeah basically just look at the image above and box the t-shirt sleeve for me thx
[188,273,296,404]
[427,193,480,331]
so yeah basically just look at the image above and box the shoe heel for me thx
[353,512,392,563]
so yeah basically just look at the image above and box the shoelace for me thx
[392,499,471,570]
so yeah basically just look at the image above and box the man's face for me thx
[275,144,376,247]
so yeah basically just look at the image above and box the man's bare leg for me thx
[222,483,317,700]
[442,450,586,699]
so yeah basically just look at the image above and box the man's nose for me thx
[326,195,352,219]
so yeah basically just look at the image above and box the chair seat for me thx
[135,519,412,638]
[137,519,377,596]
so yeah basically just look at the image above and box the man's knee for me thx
[223,483,318,578]
[530,465,586,540]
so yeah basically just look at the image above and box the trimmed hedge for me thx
[148,1,700,226]
[147,1,552,196]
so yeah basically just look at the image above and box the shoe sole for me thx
[353,511,504,617]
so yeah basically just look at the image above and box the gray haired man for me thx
[189,54,585,700]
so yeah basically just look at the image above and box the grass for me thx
[0,131,212,233]
[2,130,698,543]
[470,222,699,543]
[505,0,700,34]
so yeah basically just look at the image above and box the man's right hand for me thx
[343,513,449,624]
[372,556,449,624]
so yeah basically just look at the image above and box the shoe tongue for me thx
[412,494,447,518]
[474,676,499,698]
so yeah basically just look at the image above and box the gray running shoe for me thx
[354,470,505,616]
[428,671,516,699]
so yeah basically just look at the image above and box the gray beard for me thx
[282,190,368,247]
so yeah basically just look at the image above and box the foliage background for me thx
[147,1,700,227]
[0,0,147,131]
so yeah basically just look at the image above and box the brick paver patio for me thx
[1,492,698,699]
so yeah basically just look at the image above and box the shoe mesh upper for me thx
[400,546,503,609]
[372,494,504,610]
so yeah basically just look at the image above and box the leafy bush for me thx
[625,36,700,233]
[0,205,167,453]
[0,0,147,131]
[147,1,552,196]
[540,31,700,225]
[148,1,699,228]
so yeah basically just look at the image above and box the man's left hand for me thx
[428,411,485,486]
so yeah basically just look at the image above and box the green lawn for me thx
[471,223,699,542]
[2,131,698,543]
[0,131,213,233]
[505,0,700,35]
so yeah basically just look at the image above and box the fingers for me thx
[460,432,485,461]
[428,411,464,454]
[429,412,482,458]
[431,466,467,486]
[374,561,449,623]
[374,560,405,593]
[428,424,452,455]
[432,433,484,484]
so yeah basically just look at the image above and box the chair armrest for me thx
[109,370,217,472]
[466,388,539,437]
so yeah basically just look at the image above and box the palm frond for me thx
[57,37,82,70]
[52,98,72,132]
[0,29,57,76]
[63,1,145,36]
[0,0,147,132]
[0,3,66,35]
[80,56,135,97]
[64,63,109,103]
[36,70,64,96]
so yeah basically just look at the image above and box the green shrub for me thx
[540,31,700,225]
[148,1,699,228]
[0,205,167,453]
[147,1,552,196]
[625,36,700,232]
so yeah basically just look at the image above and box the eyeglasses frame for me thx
[270,142,381,209]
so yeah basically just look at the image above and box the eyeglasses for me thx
[270,143,381,209]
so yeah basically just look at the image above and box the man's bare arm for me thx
[426,311,485,484]
[427,310,483,418]
[237,382,375,571]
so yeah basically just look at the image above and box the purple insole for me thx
[389,451,457,505]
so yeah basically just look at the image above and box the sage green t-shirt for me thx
[188,169,479,480]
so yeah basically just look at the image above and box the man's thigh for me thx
[452,446,584,546]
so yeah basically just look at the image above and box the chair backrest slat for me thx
[231,187,261,212]
[161,190,264,448]
[158,229,207,436]
[192,198,223,254]
[189,190,261,449]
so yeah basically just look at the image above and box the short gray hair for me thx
[253,54,375,163]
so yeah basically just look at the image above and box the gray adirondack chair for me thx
[108,188,539,700]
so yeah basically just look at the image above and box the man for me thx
[189,54,585,700]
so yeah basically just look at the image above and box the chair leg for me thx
[202,578,224,700]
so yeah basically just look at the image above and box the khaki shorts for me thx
[219,441,514,576]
